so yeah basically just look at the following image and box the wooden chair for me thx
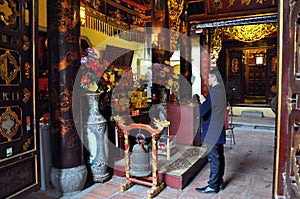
[225,108,236,149]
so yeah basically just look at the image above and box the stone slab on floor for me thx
[113,145,207,190]
[241,110,263,118]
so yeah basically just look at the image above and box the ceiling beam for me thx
[122,0,151,11]
[194,14,278,29]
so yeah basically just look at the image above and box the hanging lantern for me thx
[130,131,151,177]
[255,52,265,65]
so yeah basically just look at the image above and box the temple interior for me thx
[0,0,299,198]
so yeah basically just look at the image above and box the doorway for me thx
[220,39,277,106]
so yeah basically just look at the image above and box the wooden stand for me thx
[115,117,169,198]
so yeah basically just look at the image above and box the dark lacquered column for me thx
[180,11,192,100]
[151,0,169,64]
[47,0,87,195]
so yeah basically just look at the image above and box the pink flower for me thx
[87,60,100,70]
[87,47,96,56]
[159,71,166,78]
[81,75,91,85]
[94,67,104,77]
[80,56,87,64]
[103,59,110,67]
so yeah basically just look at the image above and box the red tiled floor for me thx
[78,194,103,199]
[89,183,120,198]
[27,117,275,199]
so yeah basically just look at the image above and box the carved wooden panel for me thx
[0,156,37,198]
[0,0,39,197]
[227,50,244,104]
[266,48,277,103]
[247,64,266,96]
[206,0,277,15]
[287,0,300,198]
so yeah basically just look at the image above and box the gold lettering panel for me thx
[0,48,21,86]
[0,91,20,101]
[0,106,22,143]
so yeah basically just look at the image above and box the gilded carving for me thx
[214,0,223,9]
[22,137,33,151]
[241,0,251,6]
[22,35,30,51]
[153,118,170,129]
[25,62,30,78]
[222,23,278,43]
[228,0,235,7]
[51,89,75,135]
[53,111,74,135]
[60,89,72,112]
[0,0,19,26]
[272,56,277,72]
[67,132,81,148]
[168,0,185,52]
[0,107,22,141]
[23,88,31,103]
[109,9,124,25]
[57,0,79,34]
[231,58,239,73]
[256,0,265,4]
[56,50,79,71]
[210,28,223,65]
[0,50,21,85]
[227,0,272,8]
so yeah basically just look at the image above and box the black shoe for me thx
[195,186,219,194]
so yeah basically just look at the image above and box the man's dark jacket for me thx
[199,83,226,144]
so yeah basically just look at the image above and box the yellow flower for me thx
[88,82,98,92]
[110,73,115,82]
[172,73,179,79]
[163,67,170,73]
[173,82,179,91]
[167,79,173,87]
[103,73,108,81]
[107,85,112,92]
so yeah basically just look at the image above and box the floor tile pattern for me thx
[27,119,275,199]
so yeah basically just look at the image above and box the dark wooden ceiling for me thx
[82,0,278,29]
[121,0,151,10]
[119,0,278,25]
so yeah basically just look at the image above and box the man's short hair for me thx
[210,68,223,83]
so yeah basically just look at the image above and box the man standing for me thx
[195,68,227,194]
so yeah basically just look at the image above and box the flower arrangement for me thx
[80,48,115,93]
[152,63,179,92]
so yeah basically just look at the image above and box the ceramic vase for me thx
[82,93,109,182]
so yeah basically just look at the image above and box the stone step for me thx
[241,110,263,118]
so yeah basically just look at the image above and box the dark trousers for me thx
[207,144,225,189]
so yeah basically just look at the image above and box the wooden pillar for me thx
[200,31,210,97]
[47,0,87,195]
[274,0,291,197]
[179,8,192,100]
[151,0,169,64]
